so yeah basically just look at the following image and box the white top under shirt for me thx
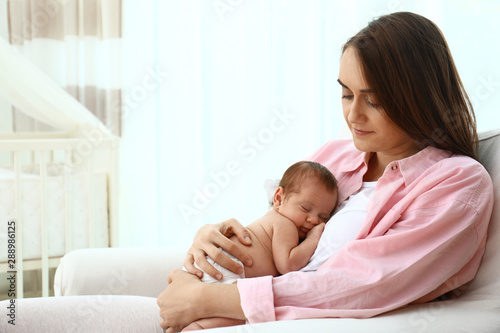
[300,181,377,272]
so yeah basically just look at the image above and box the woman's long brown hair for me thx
[343,12,478,159]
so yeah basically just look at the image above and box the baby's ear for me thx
[264,178,280,206]
[273,187,285,208]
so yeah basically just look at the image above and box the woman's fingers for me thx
[211,236,253,270]
[192,249,225,280]
[183,253,204,278]
[167,268,192,284]
[221,218,252,246]
[216,219,253,267]
[188,239,245,278]
[202,246,245,277]
[183,219,254,280]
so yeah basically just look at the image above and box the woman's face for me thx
[338,47,418,161]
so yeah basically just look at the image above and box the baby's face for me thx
[275,178,337,239]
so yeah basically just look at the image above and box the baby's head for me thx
[273,161,338,239]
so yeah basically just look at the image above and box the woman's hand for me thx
[184,218,253,280]
[157,269,246,332]
[157,269,205,332]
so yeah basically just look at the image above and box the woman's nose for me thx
[347,98,366,123]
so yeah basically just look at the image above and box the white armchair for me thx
[2,129,500,333]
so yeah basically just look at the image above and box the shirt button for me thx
[391,164,398,171]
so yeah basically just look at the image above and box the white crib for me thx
[0,132,119,298]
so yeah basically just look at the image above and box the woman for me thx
[157,12,494,332]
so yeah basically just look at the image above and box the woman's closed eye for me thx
[342,94,379,108]
[365,96,380,108]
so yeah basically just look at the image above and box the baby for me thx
[182,161,337,331]
[191,160,338,283]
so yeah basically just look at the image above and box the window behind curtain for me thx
[120,0,500,248]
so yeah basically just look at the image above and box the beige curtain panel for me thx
[7,0,122,136]
[0,36,112,136]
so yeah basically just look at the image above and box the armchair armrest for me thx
[54,246,187,298]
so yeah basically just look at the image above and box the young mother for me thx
[157,12,494,332]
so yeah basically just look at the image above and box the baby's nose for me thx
[308,216,319,225]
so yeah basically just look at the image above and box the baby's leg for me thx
[182,318,245,331]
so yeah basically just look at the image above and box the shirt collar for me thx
[340,146,452,186]
[340,150,372,173]
[398,146,452,185]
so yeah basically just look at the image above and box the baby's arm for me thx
[271,213,325,274]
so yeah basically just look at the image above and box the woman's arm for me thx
[237,161,494,323]
[157,269,245,333]
[184,218,254,280]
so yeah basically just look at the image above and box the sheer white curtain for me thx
[4,0,122,135]
[120,0,500,247]
[0,36,110,134]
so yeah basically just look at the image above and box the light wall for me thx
[119,0,500,248]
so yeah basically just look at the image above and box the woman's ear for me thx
[273,187,285,209]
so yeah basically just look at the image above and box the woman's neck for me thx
[363,147,421,181]
[363,155,385,181]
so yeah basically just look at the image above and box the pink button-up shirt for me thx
[237,139,494,323]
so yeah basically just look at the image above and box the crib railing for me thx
[0,133,119,298]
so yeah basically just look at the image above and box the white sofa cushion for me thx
[470,129,500,297]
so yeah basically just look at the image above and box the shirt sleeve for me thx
[237,163,494,323]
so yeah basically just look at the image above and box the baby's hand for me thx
[306,223,325,241]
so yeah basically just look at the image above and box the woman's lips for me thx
[353,128,373,136]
